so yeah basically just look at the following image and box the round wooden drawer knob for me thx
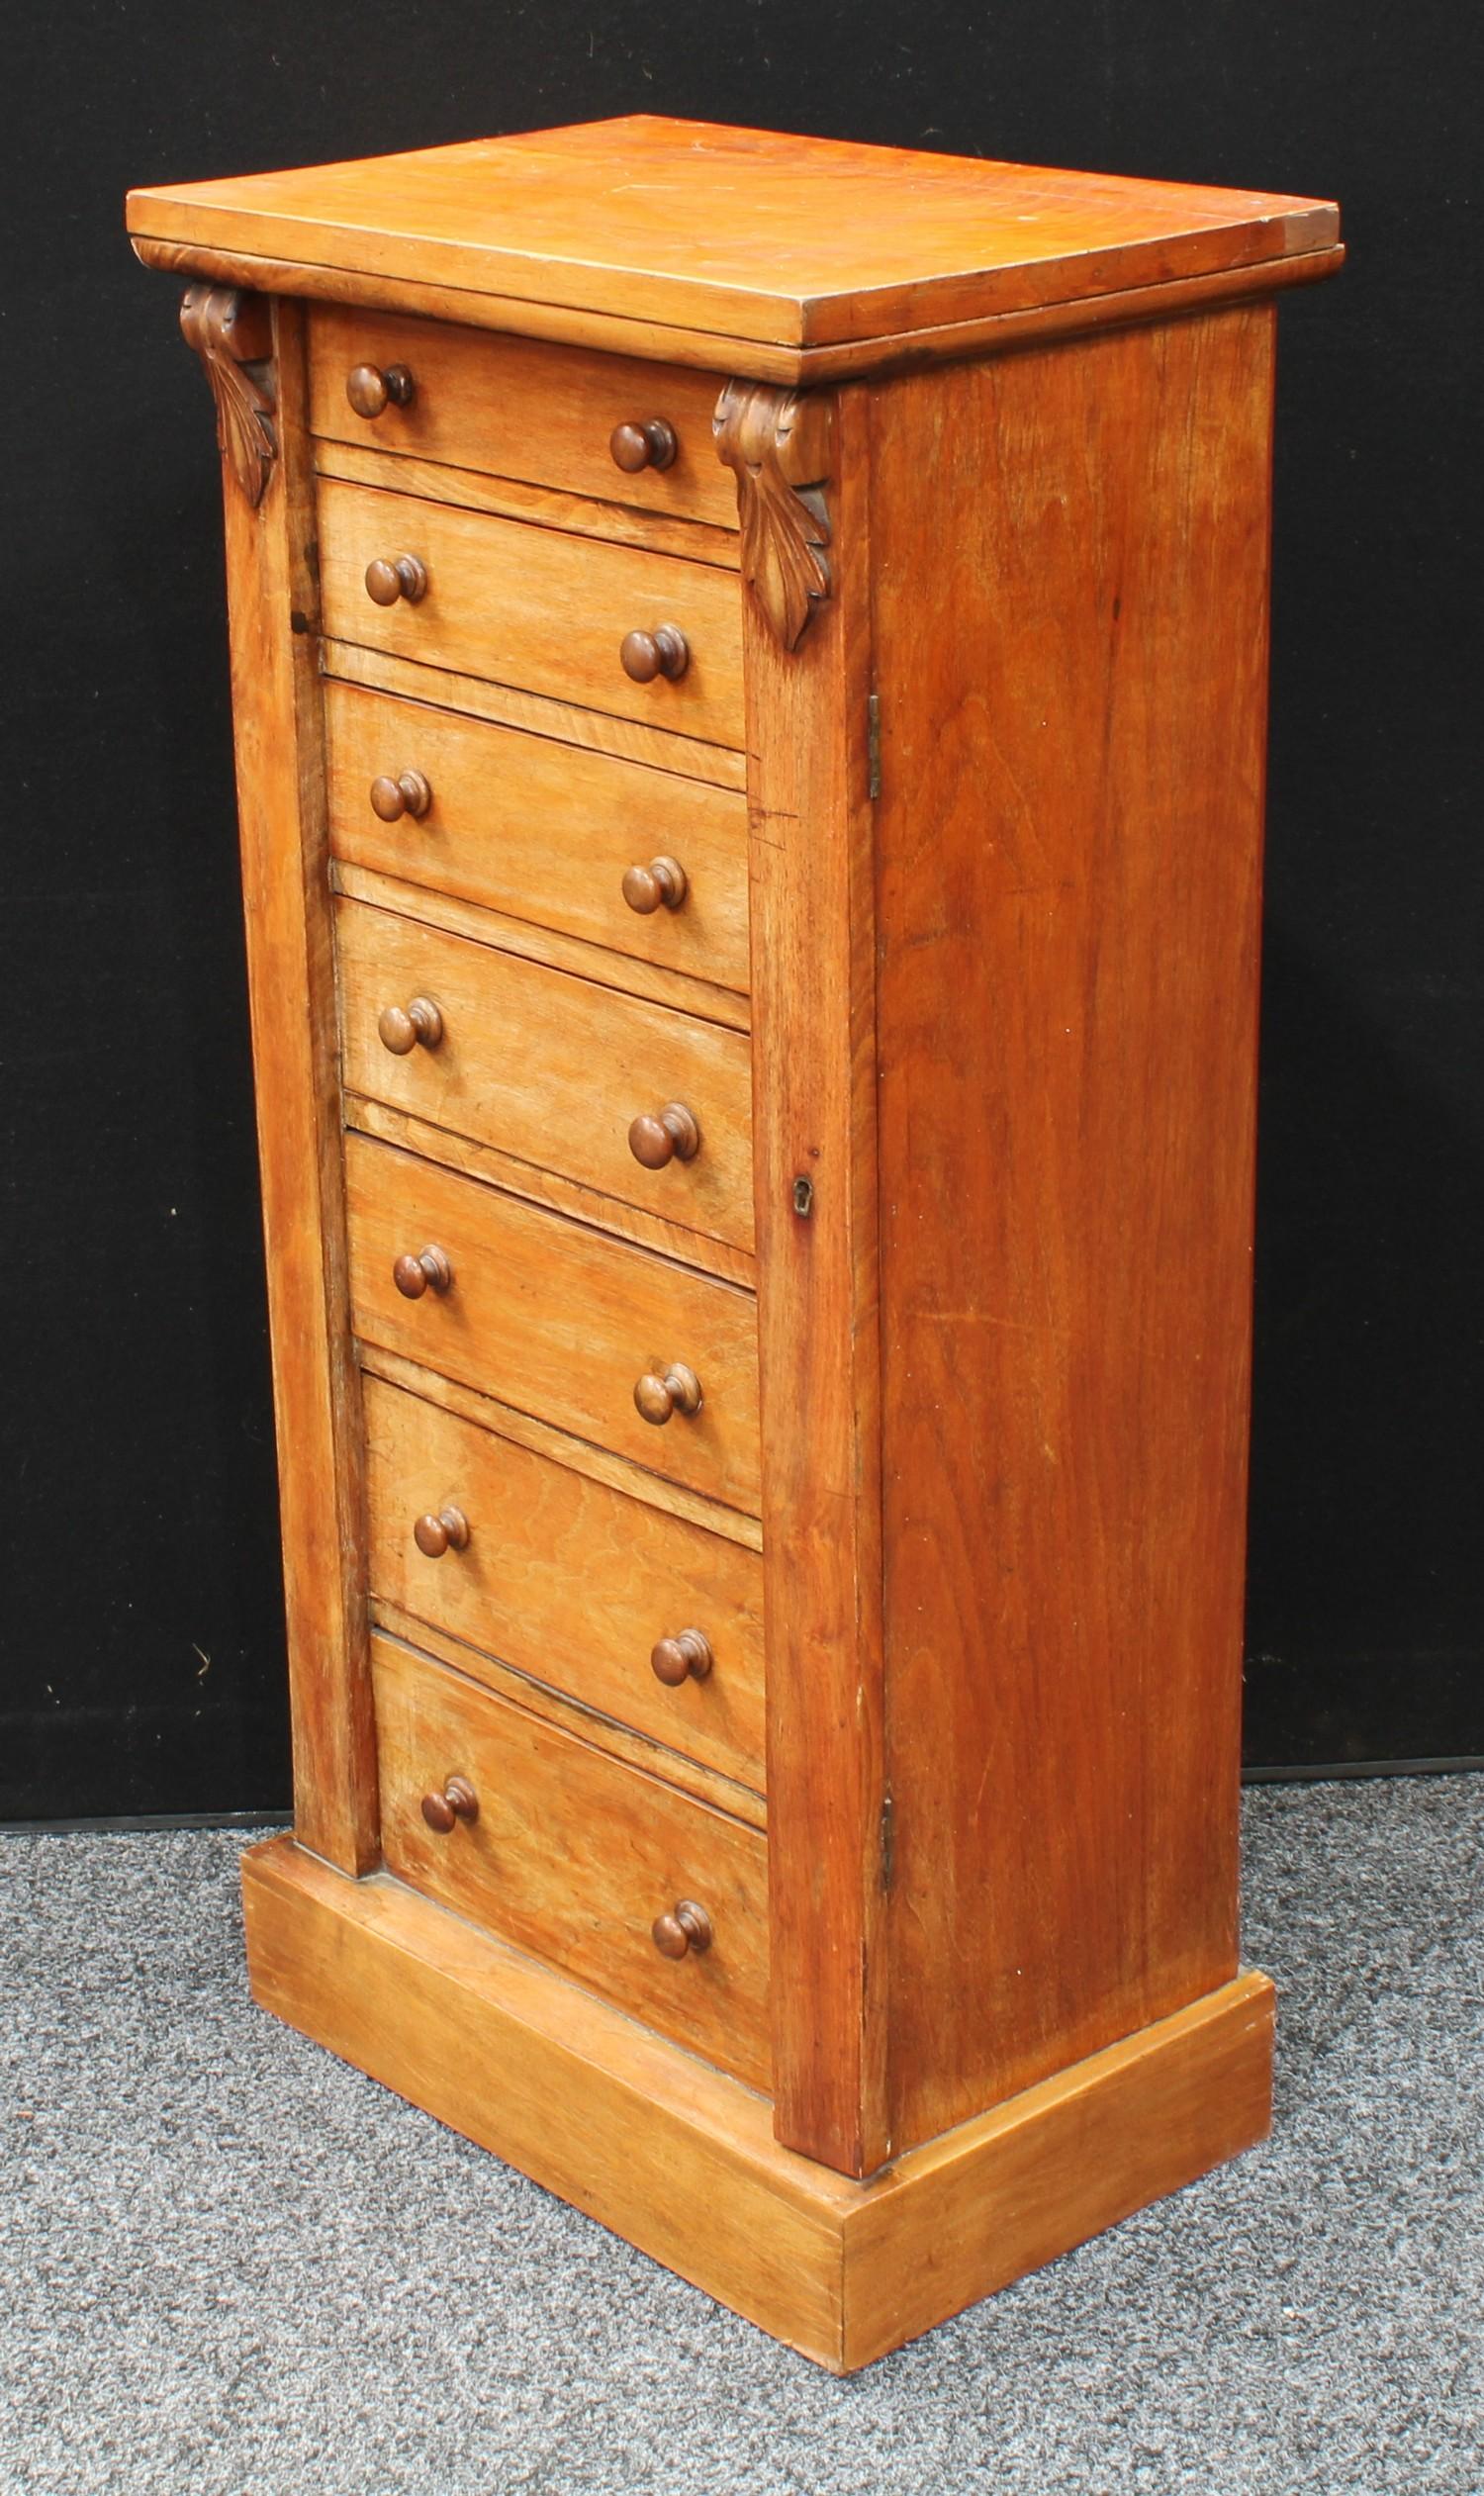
[621,856,688,915]
[634,1362,702,1426]
[652,1899,712,1959]
[619,624,689,684]
[650,1629,713,1687]
[420,1774,478,1833]
[393,1244,453,1300]
[365,553,428,607]
[345,362,416,418]
[609,417,678,474]
[369,769,432,823]
[377,995,443,1056]
[628,1103,700,1169]
[414,1505,469,1558]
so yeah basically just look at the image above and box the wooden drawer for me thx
[336,896,755,1256]
[373,1632,770,2088]
[325,680,750,996]
[318,476,744,748]
[309,306,738,531]
[364,1374,766,1792]
[346,1135,762,1513]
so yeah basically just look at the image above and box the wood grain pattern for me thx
[345,1134,762,1513]
[357,1345,763,1551]
[214,299,377,1873]
[713,381,832,649]
[325,666,753,992]
[242,1835,1274,2370]
[333,858,749,1040]
[346,1093,757,1289]
[371,1598,767,1830]
[371,1632,771,2086]
[242,1834,849,2359]
[309,304,739,528]
[136,118,1337,2361]
[129,117,1340,362]
[324,640,748,792]
[335,895,755,1254]
[363,1371,766,1791]
[136,229,1345,389]
[179,285,276,507]
[315,437,737,568]
[318,476,744,748]
[744,383,888,2176]
[839,1970,1275,2368]
[871,310,1276,2150]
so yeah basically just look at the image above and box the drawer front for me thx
[325,681,750,995]
[309,307,738,531]
[346,1136,762,1513]
[364,1375,766,1792]
[319,477,744,748]
[373,1632,770,2088]
[336,897,755,1255]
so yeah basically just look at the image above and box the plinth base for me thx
[242,1836,1274,2372]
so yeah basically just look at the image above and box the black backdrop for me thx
[4,2,1479,1820]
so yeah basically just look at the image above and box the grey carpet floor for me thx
[2,1779,1481,2496]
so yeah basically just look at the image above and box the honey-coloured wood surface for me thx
[358,1344,763,1552]
[335,894,755,1254]
[212,298,377,1874]
[371,1632,771,2087]
[129,117,1340,369]
[135,115,1341,2368]
[837,1970,1275,2368]
[316,438,736,570]
[374,1587,768,1826]
[243,1836,847,2357]
[309,304,738,528]
[318,475,744,748]
[742,383,889,2177]
[344,1134,762,1512]
[334,859,750,1042]
[242,1835,1274,2370]
[870,309,1276,2150]
[135,229,1345,390]
[371,1599,767,1829]
[345,1092,755,1290]
[325,640,748,793]
[363,1372,767,1791]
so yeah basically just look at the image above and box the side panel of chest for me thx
[870,309,1275,2146]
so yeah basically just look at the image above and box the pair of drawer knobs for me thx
[391,1250,701,1430]
[416,1781,714,1964]
[367,770,690,929]
[415,1778,712,1962]
[345,363,679,479]
[375,995,700,1174]
[411,1501,714,1689]
[362,550,691,688]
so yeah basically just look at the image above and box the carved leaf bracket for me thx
[713,381,833,652]
[180,285,277,508]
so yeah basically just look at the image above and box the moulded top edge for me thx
[125,116,1343,358]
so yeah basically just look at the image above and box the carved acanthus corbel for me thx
[713,381,832,651]
[179,285,277,508]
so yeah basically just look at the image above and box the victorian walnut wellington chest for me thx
[126,119,1341,2369]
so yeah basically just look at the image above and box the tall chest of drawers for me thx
[127,118,1341,2369]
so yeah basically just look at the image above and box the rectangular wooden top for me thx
[128,116,1342,382]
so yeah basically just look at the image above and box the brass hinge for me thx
[867,693,881,801]
[880,1792,895,1892]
